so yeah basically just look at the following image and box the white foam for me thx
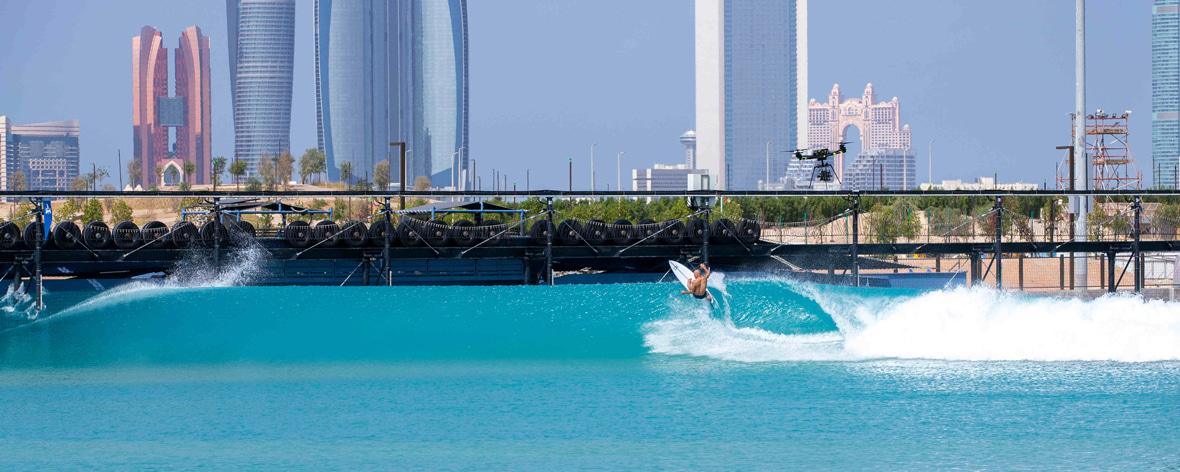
[845,288,1180,362]
[644,280,1180,363]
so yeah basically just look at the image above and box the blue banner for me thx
[42,201,52,239]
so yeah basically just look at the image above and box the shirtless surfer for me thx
[681,263,712,303]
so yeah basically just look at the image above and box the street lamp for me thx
[928,140,936,187]
[765,141,773,190]
[591,143,598,194]
[617,151,624,193]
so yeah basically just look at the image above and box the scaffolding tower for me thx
[1056,112,1141,191]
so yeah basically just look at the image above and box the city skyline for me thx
[0,0,1154,190]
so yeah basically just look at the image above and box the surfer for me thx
[681,263,712,303]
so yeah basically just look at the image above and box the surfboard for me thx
[669,260,696,291]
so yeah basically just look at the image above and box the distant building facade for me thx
[1155,0,1180,187]
[314,0,469,188]
[132,25,212,187]
[790,83,915,190]
[0,116,80,192]
[695,0,808,190]
[176,26,213,185]
[228,0,296,178]
[633,164,709,192]
[919,177,1038,192]
[132,26,169,187]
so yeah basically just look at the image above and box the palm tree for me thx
[183,161,196,186]
[230,160,248,191]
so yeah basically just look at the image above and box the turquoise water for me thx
[3,273,1180,470]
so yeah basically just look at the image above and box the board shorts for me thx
[693,292,708,300]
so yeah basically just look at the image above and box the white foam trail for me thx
[25,240,272,324]
[644,279,1180,363]
[643,300,848,362]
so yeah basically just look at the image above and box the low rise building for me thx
[633,164,709,192]
[919,176,1039,191]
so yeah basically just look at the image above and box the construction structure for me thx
[1057,111,1141,191]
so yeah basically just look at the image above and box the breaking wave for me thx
[644,278,1180,363]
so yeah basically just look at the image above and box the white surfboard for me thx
[669,260,696,291]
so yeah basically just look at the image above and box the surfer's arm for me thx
[700,264,711,278]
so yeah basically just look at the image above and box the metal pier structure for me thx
[0,189,1174,310]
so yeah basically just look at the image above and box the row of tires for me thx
[0,216,763,251]
[278,217,760,249]
[0,220,258,250]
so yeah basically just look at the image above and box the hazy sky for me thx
[0,0,1153,190]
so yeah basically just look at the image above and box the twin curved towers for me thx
[314,0,469,188]
[132,25,212,187]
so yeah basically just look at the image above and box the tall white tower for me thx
[694,0,807,190]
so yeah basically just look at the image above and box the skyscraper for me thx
[314,0,469,188]
[176,26,213,185]
[132,26,169,187]
[228,0,296,177]
[1154,0,1180,187]
[132,26,213,187]
[695,0,807,190]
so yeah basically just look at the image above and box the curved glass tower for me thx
[315,0,468,188]
[228,0,296,177]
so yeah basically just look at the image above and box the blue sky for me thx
[0,0,1153,190]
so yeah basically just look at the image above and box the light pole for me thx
[617,152,624,193]
[590,143,598,194]
[765,140,772,190]
[928,139,935,187]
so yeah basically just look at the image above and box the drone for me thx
[786,142,849,188]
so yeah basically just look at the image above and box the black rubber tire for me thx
[284,221,312,248]
[398,221,423,247]
[339,221,368,247]
[169,221,198,249]
[582,220,608,245]
[314,221,341,247]
[736,219,762,244]
[423,219,451,247]
[53,221,82,250]
[83,221,113,249]
[529,220,556,245]
[609,219,635,246]
[112,221,142,250]
[368,220,397,247]
[661,220,687,245]
[142,221,168,248]
[22,222,45,250]
[0,222,20,250]
[686,218,706,245]
[711,218,737,244]
[199,221,229,247]
[558,220,582,245]
[232,220,256,239]
[452,220,477,246]
[636,219,659,245]
[480,219,503,246]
